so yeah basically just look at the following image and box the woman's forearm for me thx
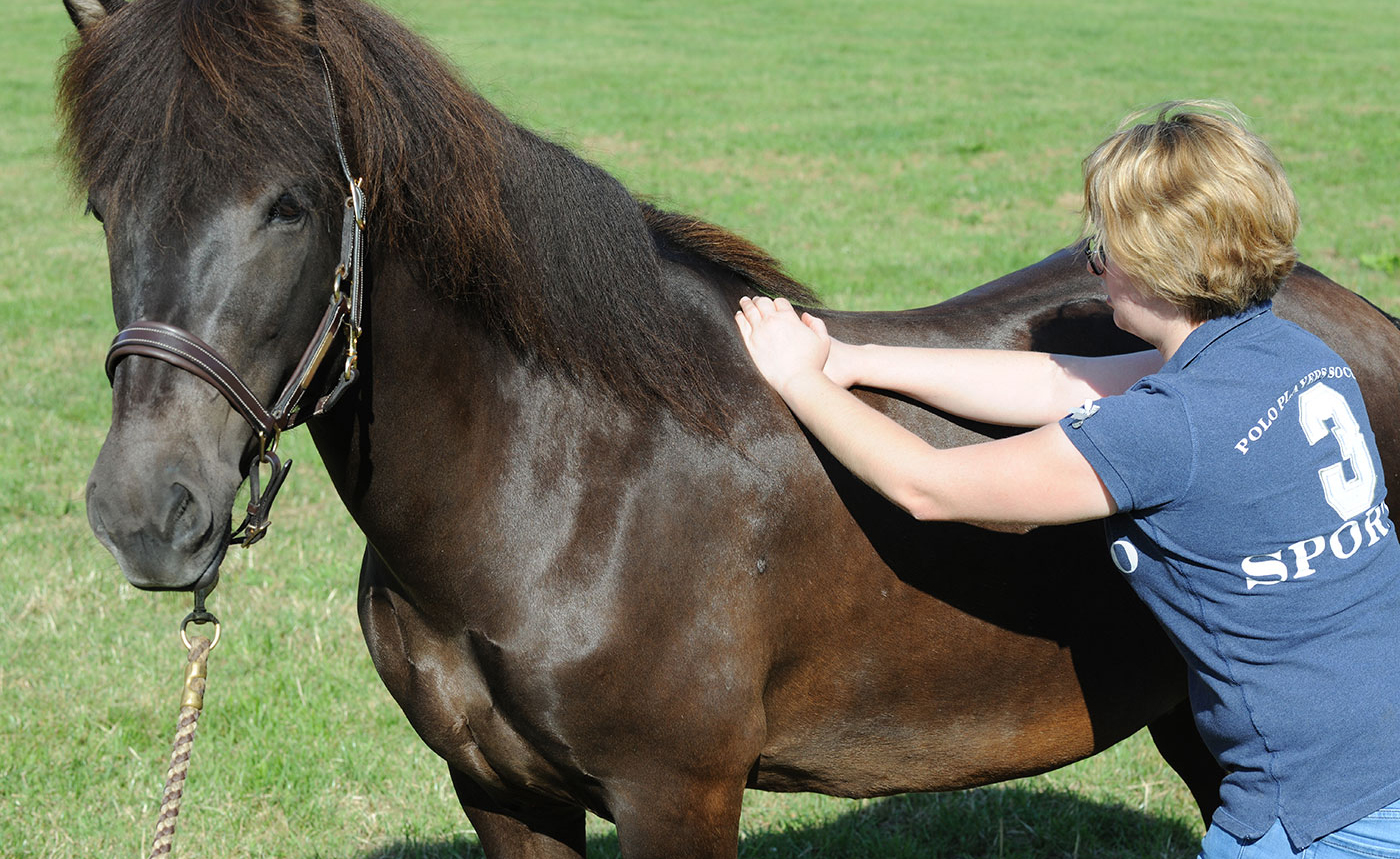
[777,368,1116,525]
[829,341,1162,427]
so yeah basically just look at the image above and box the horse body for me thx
[62,0,1400,855]
[317,235,1192,851]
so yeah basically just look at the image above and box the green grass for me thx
[2,0,1396,856]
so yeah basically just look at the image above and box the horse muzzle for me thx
[86,431,235,593]
[85,349,258,592]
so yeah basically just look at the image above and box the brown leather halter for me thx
[103,54,366,547]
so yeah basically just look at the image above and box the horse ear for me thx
[63,0,125,33]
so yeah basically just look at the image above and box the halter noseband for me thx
[103,52,366,548]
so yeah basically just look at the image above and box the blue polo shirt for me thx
[1061,302,1400,849]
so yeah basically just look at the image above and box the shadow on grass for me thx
[352,783,1202,859]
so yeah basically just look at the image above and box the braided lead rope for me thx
[148,629,216,859]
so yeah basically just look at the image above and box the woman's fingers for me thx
[739,295,794,312]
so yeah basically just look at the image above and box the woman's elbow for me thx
[898,490,1035,533]
[891,485,948,522]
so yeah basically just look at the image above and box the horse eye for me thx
[85,199,104,224]
[267,193,306,225]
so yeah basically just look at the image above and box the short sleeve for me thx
[1058,377,1195,512]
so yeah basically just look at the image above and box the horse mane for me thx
[57,0,816,437]
[640,204,818,304]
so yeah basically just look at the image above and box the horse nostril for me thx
[165,483,214,551]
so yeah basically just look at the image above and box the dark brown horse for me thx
[63,0,1400,855]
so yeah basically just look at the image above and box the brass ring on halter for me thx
[180,609,222,652]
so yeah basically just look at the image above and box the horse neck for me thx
[307,253,497,528]
[305,251,645,601]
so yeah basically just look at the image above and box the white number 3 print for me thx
[1298,382,1378,520]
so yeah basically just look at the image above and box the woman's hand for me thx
[735,296,832,395]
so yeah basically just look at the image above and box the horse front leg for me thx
[450,767,587,858]
[607,775,745,859]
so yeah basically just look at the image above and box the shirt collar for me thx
[1162,301,1273,373]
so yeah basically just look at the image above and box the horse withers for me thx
[62,0,1400,855]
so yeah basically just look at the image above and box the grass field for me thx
[1,0,1397,856]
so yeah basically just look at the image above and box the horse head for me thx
[64,0,348,591]
[65,0,810,597]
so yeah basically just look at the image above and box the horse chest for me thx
[358,560,582,802]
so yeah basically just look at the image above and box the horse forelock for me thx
[58,0,339,215]
[59,0,814,439]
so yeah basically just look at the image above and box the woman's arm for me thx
[816,317,1162,428]
[737,297,1117,527]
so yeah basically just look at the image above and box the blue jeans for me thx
[1198,802,1400,858]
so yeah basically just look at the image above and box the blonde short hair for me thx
[1081,100,1299,322]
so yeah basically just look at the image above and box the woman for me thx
[735,101,1400,857]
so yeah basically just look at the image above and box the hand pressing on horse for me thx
[735,296,834,396]
[735,295,869,393]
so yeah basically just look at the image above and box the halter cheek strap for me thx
[101,50,366,548]
[313,47,367,416]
